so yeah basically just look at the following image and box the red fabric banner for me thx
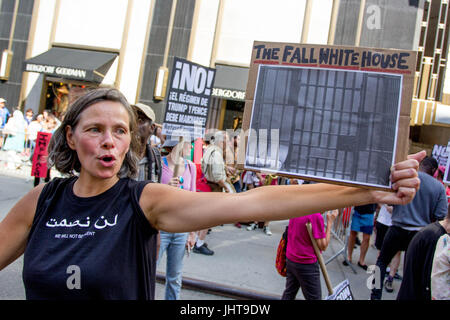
[31,132,52,178]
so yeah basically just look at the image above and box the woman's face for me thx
[66,101,131,181]
[136,111,153,140]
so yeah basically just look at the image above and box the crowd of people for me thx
[125,100,449,301]
[0,98,60,159]
[0,98,63,187]
[0,89,446,301]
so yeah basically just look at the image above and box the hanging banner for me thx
[162,57,216,139]
[31,132,52,178]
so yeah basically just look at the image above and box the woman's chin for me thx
[80,167,120,181]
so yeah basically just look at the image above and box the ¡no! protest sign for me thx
[162,57,216,139]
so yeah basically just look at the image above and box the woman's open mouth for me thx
[98,155,117,167]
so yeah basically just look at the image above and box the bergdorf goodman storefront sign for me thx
[25,63,87,79]
[212,87,246,101]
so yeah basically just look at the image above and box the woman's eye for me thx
[116,128,127,134]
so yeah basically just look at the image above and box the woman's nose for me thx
[101,131,115,148]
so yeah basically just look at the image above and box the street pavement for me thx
[0,154,402,300]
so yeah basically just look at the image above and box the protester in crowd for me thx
[282,209,339,300]
[397,204,450,300]
[434,165,450,203]
[22,109,35,156]
[223,131,243,228]
[343,203,377,270]
[131,102,164,298]
[43,113,58,133]
[42,109,49,121]
[374,204,402,293]
[2,109,26,153]
[0,97,10,149]
[192,138,213,250]
[0,98,9,126]
[158,138,197,300]
[0,88,423,300]
[150,124,165,149]
[132,103,161,184]
[242,170,264,191]
[24,109,33,125]
[197,130,232,255]
[371,156,448,300]
[221,131,236,193]
[26,114,44,159]
[246,174,278,236]
[242,170,264,229]
[430,231,450,300]
[229,133,243,193]
[54,85,69,119]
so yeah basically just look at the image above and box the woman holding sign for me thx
[0,88,424,299]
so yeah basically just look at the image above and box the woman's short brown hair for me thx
[48,88,140,178]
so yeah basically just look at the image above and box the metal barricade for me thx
[324,207,357,274]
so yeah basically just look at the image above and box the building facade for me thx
[0,0,448,153]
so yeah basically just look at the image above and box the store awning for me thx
[23,47,118,83]
[212,64,249,101]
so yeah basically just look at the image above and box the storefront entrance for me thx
[43,80,91,120]
[222,100,244,130]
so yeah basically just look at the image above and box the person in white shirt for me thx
[374,204,402,293]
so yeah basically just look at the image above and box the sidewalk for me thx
[158,221,402,300]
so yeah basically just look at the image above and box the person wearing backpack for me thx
[281,209,338,300]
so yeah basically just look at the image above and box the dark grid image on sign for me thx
[246,64,402,188]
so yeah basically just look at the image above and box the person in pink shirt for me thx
[158,138,197,299]
[282,209,338,300]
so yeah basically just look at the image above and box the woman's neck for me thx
[73,172,120,197]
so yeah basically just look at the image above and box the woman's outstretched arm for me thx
[142,151,424,233]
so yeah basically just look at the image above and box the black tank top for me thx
[22,177,157,300]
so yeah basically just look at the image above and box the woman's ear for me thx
[65,125,76,150]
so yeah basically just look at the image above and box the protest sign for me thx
[432,143,449,167]
[325,279,354,300]
[241,41,416,190]
[31,132,52,178]
[162,57,216,139]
